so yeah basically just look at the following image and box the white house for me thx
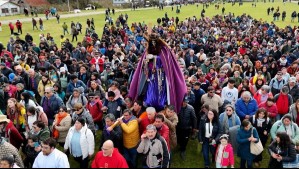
[0,0,21,16]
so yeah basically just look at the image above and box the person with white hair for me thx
[235,91,258,121]
[139,107,157,135]
[185,49,198,69]
[137,124,170,168]
[253,85,273,105]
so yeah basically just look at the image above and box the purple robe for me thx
[144,55,167,111]
[129,46,187,113]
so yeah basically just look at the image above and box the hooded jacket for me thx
[270,114,299,144]
[91,148,128,168]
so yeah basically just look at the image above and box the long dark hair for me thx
[21,92,32,105]
[147,33,165,55]
[53,83,62,93]
[276,132,291,149]
[206,109,219,124]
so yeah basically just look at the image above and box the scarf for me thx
[104,125,111,135]
[55,112,68,126]
[123,116,133,124]
[256,118,266,127]
[89,101,96,107]
[222,113,236,134]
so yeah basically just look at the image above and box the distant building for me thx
[113,0,130,5]
[0,0,21,16]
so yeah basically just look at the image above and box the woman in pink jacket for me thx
[215,134,234,168]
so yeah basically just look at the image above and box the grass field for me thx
[1,1,299,46]
[56,130,272,168]
[0,1,293,167]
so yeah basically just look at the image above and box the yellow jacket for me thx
[20,63,30,71]
[38,80,55,97]
[120,117,140,149]
[7,104,26,128]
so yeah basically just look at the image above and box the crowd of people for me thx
[2,2,299,169]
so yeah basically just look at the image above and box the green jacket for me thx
[38,127,50,142]
[62,24,68,30]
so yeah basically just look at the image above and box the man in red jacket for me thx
[91,140,128,168]
[154,114,170,151]
[15,20,22,34]
[86,93,103,129]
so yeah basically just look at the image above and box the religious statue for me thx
[129,33,186,113]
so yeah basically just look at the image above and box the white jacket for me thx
[64,124,95,159]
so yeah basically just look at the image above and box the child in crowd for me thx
[215,134,235,168]
[23,137,41,168]
[105,81,123,101]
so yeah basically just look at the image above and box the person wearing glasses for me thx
[86,93,103,130]
[64,117,94,168]
[269,71,287,96]
[219,105,241,135]
[33,138,69,168]
[52,106,72,147]
[40,87,64,126]
[71,103,96,135]
[91,140,128,168]
[201,86,223,113]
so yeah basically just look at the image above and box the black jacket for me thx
[1,67,13,78]
[101,125,123,152]
[268,141,296,168]
[177,104,197,130]
[198,115,221,142]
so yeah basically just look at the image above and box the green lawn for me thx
[0,8,106,21]
[55,130,272,168]
[1,1,299,47]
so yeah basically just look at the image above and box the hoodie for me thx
[270,114,299,144]
[91,148,128,168]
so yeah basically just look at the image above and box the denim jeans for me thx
[123,147,137,168]
[240,158,253,168]
[202,137,216,167]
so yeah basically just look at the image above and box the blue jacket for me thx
[237,127,260,160]
[41,94,64,120]
[235,98,258,119]
[66,80,86,95]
